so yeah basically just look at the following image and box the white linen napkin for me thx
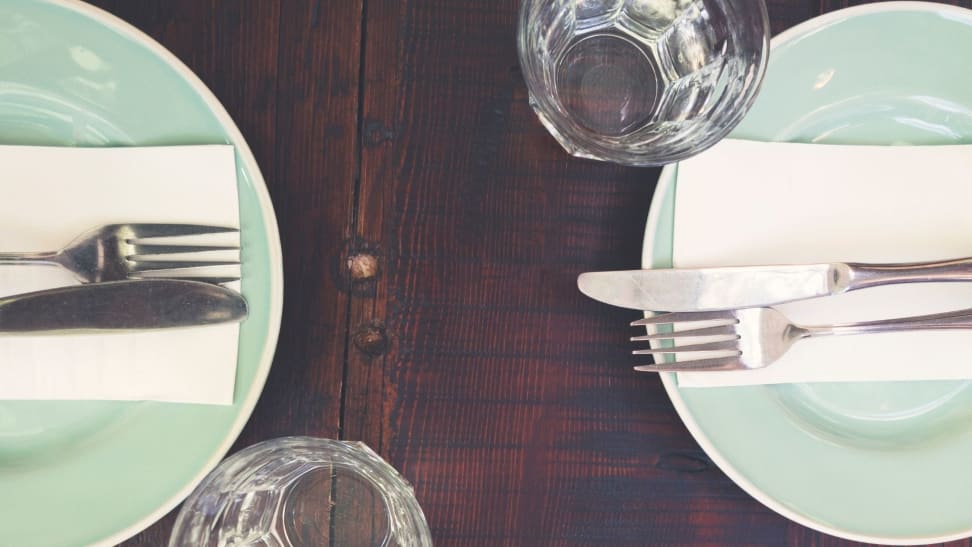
[0,145,240,403]
[672,138,972,387]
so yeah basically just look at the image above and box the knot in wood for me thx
[352,321,387,356]
[655,451,712,474]
[363,119,394,147]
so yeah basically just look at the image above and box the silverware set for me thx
[0,222,246,333]
[579,257,972,372]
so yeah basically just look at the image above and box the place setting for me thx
[520,0,972,543]
[0,2,285,545]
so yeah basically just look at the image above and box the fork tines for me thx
[122,223,240,239]
[630,310,738,326]
[125,224,241,284]
[630,310,742,372]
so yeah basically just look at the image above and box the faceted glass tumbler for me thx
[517,0,770,165]
[169,437,432,547]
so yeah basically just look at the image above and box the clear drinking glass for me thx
[168,437,432,547]
[518,0,770,165]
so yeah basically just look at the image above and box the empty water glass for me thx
[518,0,769,165]
[169,437,431,547]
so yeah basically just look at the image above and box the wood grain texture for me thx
[341,0,404,455]
[76,0,972,545]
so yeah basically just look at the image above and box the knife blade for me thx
[577,263,844,311]
[0,279,248,333]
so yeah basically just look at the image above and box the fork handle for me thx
[806,308,972,338]
[0,251,60,266]
[846,257,972,291]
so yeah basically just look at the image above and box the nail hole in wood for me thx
[348,252,379,281]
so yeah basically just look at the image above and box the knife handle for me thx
[0,280,248,332]
[845,257,972,292]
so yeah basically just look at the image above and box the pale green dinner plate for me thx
[644,2,972,543]
[0,2,283,546]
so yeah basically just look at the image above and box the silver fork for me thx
[631,307,972,372]
[0,223,240,284]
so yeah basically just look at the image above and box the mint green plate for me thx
[0,2,283,545]
[645,3,972,544]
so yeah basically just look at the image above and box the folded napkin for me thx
[0,145,240,404]
[672,138,972,387]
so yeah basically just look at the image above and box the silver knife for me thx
[0,279,247,332]
[578,257,972,311]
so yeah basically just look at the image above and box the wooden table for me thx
[82,0,971,545]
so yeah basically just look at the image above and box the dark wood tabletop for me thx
[83,0,972,545]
